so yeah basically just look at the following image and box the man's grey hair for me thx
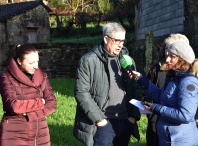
[103,22,126,37]
[165,33,189,47]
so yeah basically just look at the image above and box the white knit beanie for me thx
[168,41,195,64]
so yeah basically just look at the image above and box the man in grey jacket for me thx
[73,22,141,146]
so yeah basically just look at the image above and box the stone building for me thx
[0,0,49,6]
[134,0,198,74]
[0,0,52,71]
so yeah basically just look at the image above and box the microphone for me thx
[119,55,137,82]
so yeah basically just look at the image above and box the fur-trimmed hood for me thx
[189,59,198,77]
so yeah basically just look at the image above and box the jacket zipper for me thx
[6,119,21,123]
[33,87,41,146]
[28,87,41,146]
[35,119,38,146]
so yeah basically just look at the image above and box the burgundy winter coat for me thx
[0,58,56,146]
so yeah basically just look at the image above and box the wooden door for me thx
[27,28,37,43]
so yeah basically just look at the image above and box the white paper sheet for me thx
[130,99,152,114]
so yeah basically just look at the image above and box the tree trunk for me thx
[56,11,61,27]
[72,11,76,27]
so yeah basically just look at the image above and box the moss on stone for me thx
[144,31,153,74]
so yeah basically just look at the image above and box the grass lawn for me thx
[0,78,147,146]
[48,78,147,146]
[46,19,135,44]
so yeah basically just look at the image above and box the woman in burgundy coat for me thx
[0,44,56,146]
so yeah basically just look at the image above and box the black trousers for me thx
[146,114,159,146]
[94,119,133,146]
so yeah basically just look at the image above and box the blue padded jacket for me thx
[138,69,198,146]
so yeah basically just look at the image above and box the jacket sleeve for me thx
[138,74,162,103]
[26,76,57,122]
[0,72,45,114]
[74,57,105,124]
[151,77,198,124]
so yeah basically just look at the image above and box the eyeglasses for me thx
[107,36,127,45]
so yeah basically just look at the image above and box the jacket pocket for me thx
[92,125,97,136]
[167,125,184,142]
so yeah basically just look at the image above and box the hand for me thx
[42,98,45,104]
[126,70,141,80]
[96,119,108,126]
[128,117,136,124]
[141,101,152,112]
[141,96,153,103]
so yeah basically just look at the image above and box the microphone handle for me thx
[126,66,137,82]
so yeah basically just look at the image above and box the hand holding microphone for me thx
[119,55,141,82]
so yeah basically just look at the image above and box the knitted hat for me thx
[168,41,195,64]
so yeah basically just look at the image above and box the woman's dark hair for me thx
[14,44,38,62]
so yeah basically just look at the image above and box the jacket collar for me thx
[168,69,189,80]
[91,41,129,62]
[7,58,44,87]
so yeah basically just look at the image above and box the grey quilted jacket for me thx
[73,41,141,146]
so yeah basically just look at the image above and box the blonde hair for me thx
[165,34,189,47]
[189,59,198,77]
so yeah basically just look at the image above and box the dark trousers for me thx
[94,118,133,146]
[146,114,159,146]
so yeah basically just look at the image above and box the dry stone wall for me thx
[1,41,145,78]
[6,5,50,46]
[0,5,51,71]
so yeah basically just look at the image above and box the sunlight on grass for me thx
[47,78,147,146]
[0,78,147,146]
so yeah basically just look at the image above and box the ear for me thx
[104,36,108,44]
[17,58,22,65]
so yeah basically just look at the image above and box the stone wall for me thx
[184,0,198,55]
[6,5,50,46]
[136,0,184,40]
[0,5,50,71]
[1,43,95,78]
[35,43,95,78]
[134,0,198,75]
[1,41,147,78]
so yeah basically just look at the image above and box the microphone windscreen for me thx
[119,55,132,68]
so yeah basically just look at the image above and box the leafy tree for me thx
[97,0,112,14]
[112,0,135,30]
[49,0,65,10]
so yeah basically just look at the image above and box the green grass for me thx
[47,18,135,44]
[48,78,147,146]
[0,78,147,146]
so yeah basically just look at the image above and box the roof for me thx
[0,1,52,22]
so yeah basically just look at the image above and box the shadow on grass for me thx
[48,124,86,146]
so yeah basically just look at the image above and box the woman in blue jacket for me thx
[128,41,198,146]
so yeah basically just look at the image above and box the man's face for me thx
[104,31,126,55]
